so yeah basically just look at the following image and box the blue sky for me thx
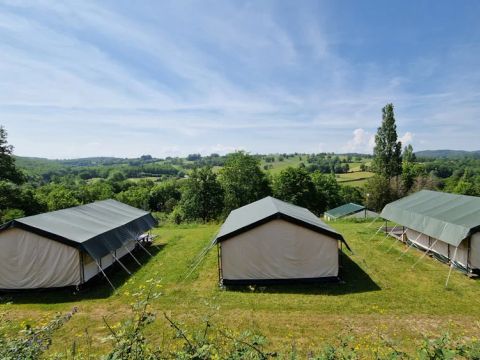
[0,1,479,159]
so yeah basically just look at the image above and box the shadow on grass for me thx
[0,244,165,305]
[224,251,381,295]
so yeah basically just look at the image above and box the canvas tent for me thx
[0,199,157,289]
[214,196,349,285]
[380,190,480,274]
[324,203,378,221]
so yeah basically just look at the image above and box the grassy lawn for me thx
[1,221,480,357]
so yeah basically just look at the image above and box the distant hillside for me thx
[415,150,480,159]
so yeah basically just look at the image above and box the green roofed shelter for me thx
[215,196,349,285]
[324,203,378,221]
[380,190,480,273]
[0,199,157,289]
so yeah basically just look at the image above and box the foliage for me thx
[81,180,115,203]
[450,170,479,196]
[0,307,76,360]
[0,208,25,223]
[311,172,342,214]
[272,167,316,209]
[372,104,402,180]
[402,144,416,163]
[364,175,395,211]
[35,184,81,211]
[180,167,224,222]
[0,126,24,184]
[401,162,419,194]
[101,281,161,360]
[115,183,151,210]
[306,154,351,174]
[339,185,364,205]
[219,152,271,214]
[149,181,182,213]
[0,181,45,219]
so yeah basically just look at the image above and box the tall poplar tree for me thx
[372,104,402,180]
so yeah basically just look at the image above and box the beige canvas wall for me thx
[0,228,81,289]
[406,228,469,268]
[471,232,480,269]
[221,219,339,280]
[82,240,137,282]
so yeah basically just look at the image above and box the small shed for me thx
[214,196,349,285]
[324,203,378,221]
[0,200,157,289]
[381,190,480,274]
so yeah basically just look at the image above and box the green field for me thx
[2,221,480,357]
[260,155,305,174]
[336,171,375,187]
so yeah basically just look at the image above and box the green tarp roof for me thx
[215,196,348,247]
[325,203,365,219]
[380,190,480,246]
[0,199,157,259]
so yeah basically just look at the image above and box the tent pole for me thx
[125,245,142,266]
[136,240,153,257]
[95,260,116,291]
[386,229,407,253]
[111,252,131,275]
[217,243,221,285]
[411,239,438,268]
[397,231,423,260]
[445,246,459,288]
[367,224,384,241]
[467,237,471,274]
[379,225,398,246]
[366,216,380,228]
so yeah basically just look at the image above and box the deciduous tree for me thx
[272,167,316,209]
[0,126,24,184]
[180,167,223,222]
[219,152,271,214]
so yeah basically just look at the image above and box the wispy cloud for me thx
[0,1,479,158]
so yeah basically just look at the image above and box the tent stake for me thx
[445,246,459,288]
[95,260,116,292]
[112,253,131,275]
[411,239,438,268]
[124,245,142,266]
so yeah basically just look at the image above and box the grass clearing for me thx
[1,221,480,356]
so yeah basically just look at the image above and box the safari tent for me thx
[0,199,157,289]
[324,203,378,221]
[214,196,349,285]
[380,190,480,275]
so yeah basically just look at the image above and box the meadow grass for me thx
[1,221,480,356]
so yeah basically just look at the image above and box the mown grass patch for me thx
[1,221,479,357]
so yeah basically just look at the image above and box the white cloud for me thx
[343,128,375,153]
[399,131,413,145]
[0,2,479,157]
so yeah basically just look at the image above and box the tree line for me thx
[364,103,480,211]
[2,104,480,224]
[0,127,361,223]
